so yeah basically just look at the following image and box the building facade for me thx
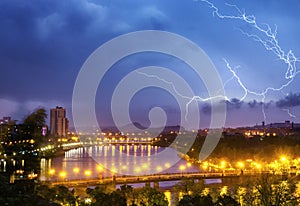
[50,107,69,137]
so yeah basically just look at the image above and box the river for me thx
[40,144,201,183]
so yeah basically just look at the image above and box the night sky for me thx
[1,0,300,128]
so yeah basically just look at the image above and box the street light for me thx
[220,161,226,168]
[97,165,104,172]
[256,163,262,170]
[202,162,208,171]
[142,163,149,170]
[73,167,80,174]
[281,156,287,162]
[84,170,92,178]
[59,171,67,181]
[49,169,55,175]
[280,156,289,174]
[187,162,192,173]
[97,165,105,180]
[237,162,244,168]
[156,166,163,173]
[220,161,226,175]
[179,165,186,176]
[134,167,141,174]
[164,163,170,174]
[237,162,244,175]
[111,167,118,174]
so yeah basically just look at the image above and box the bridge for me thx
[107,141,153,145]
[50,171,271,188]
[61,141,154,150]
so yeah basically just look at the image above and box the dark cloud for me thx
[225,98,243,110]
[201,98,243,115]
[245,99,274,110]
[248,100,259,108]
[247,100,272,109]
[0,0,171,102]
[276,93,300,108]
[0,0,299,127]
[201,98,273,115]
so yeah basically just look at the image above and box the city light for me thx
[202,161,208,170]
[255,163,262,170]
[134,167,141,173]
[97,165,104,172]
[59,171,67,179]
[73,167,80,174]
[237,162,244,169]
[156,166,163,172]
[281,156,287,162]
[220,161,226,168]
[111,167,118,174]
[142,163,149,170]
[49,169,55,175]
[84,170,92,177]
[179,165,186,173]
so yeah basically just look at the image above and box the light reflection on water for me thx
[40,145,201,181]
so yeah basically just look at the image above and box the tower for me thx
[50,106,69,137]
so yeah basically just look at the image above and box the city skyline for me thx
[0,0,300,128]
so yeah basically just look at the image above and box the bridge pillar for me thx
[154,181,159,189]
[145,182,150,187]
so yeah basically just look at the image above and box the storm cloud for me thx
[276,93,300,108]
[0,0,300,127]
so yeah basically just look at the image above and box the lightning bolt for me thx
[136,71,228,121]
[136,1,299,125]
[282,109,297,119]
[196,0,300,122]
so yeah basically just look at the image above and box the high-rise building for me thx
[50,106,69,137]
[0,116,12,125]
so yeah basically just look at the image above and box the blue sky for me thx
[0,0,300,128]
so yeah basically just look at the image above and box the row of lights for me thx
[48,162,195,179]
[2,139,35,145]
[49,168,94,179]
[201,155,297,172]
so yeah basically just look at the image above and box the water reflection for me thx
[40,145,200,181]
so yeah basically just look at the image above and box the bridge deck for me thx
[50,171,271,187]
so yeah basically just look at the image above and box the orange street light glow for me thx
[49,169,55,175]
[84,170,92,176]
[59,171,66,178]
[73,167,80,173]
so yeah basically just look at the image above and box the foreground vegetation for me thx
[174,174,300,206]
[1,173,299,205]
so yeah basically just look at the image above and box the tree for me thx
[23,108,47,144]
[35,184,56,203]
[120,184,136,205]
[53,185,77,205]
[178,195,193,206]
[174,178,204,196]
[23,108,47,127]
[193,194,213,206]
[86,186,125,206]
[109,190,127,206]
[135,187,168,206]
[215,195,239,206]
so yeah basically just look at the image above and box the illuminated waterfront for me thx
[40,144,201,182]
